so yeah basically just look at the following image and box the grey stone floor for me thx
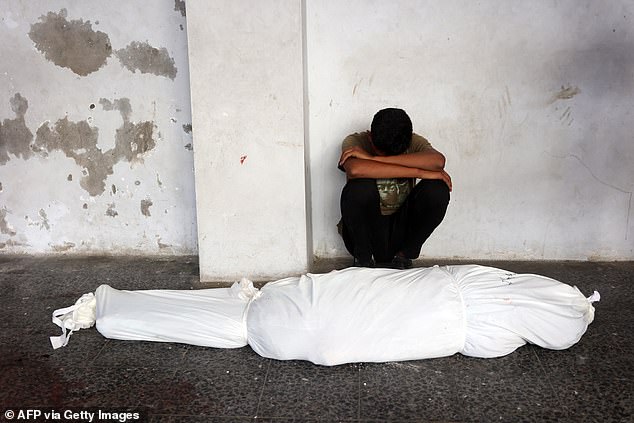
[0,255,632,422]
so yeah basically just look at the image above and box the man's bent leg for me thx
[391,179,450,259]
[340,179,389,265]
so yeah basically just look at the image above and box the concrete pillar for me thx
[186,0,308,281]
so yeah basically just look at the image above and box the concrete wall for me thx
[4,0,631,271]
[187,0,308,281]
[307,0,634,261]
[0,1,197,254]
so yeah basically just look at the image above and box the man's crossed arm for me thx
[339,146,452,191]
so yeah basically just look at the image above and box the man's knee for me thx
[412,179,450,208]
[341,179,379,209]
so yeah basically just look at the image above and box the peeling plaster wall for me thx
[308,0,634,260]
[0,1,196,255]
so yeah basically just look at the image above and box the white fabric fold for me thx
[94,283,251,348]
[247,267,466,365]
[450,265,597,358]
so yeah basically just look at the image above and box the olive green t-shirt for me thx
[341,131,433,215]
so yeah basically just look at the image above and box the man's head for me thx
[370,108,412,156]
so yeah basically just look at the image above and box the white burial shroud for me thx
[50,265,599,366]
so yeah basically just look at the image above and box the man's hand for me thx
[339,146,374,166]
[419,169,452,191]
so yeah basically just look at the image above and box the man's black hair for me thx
[370,108,413,155]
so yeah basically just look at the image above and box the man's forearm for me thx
[373,150,445,171]
[343,157,453,191]
[343,158,423,179]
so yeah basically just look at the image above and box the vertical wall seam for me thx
[301,0,314,270]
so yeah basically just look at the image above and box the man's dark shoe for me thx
[390,255,413,270]
[353,257,375,268]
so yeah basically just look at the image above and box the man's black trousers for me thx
[340,178,450,264]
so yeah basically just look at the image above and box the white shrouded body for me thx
[52,265,598,366]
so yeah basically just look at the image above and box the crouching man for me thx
[338,108,452,269]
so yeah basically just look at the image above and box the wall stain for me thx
[182,123,192,134]
[0,208,17,236]
[141,199,153,217]
[497,86,512,119]
[3,94,157,197]
[559,106,574,126]
[38,209,50,230]
[33,97,157,196]
[51,241,75,252]
[174,0,187,17]
[184,143,192,151]
[157,237,171,249]
[34,116,111,196]
[28,9,112,76]
[0,93,34,164]
[100,98,157,162]
[105,203,118,217]
[115,41,177,80]
[550,85,581,103]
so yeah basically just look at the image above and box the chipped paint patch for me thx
[0,208,17,236]
[39,209,50,230]
[100,98,157,163]
[34,116,112,196]
[182,123,192,134]
[106,203,118,217]
[115,41,177,80]
[28,9,112,76]
[51,241,75,252]
[141,199,153,217]
[157,237,171,249]
[33,97,157,196]
[184,143,192,151]
[174,0,187,17]
[0,93,34,164]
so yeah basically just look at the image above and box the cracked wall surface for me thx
[0,0,196,255]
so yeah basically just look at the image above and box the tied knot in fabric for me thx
[587,291,600,303]
[232,277,261,302]
[50,292,97,349]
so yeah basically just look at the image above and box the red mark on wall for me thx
[240,155,247,164]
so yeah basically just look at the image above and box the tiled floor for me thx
[0,256,632,422]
